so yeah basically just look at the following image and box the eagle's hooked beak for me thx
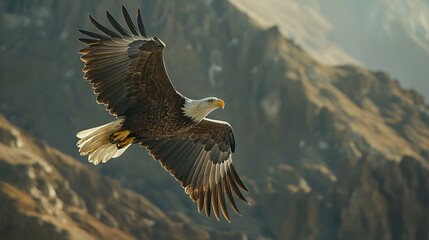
[217,99,225,109]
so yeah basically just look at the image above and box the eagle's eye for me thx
[208,99,214,103]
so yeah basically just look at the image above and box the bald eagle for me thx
[76,6,249,222]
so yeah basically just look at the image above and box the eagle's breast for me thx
[124,95,194,136]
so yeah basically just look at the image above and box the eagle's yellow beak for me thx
[217,99,225,109]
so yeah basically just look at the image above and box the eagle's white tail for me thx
[76,119,131,165]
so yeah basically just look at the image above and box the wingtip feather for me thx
[211,187,220,221]
[106,9,131,36]
[137,8,149,37]
[204,188,211,217]
[218,182,231,223]
[197,189,204,213]
[224,179,241,215]
[231,165,249,191]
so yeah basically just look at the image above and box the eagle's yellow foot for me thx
[110,130,131,143]
[117,136,135,149]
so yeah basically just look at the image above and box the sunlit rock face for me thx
[0,116,236,240]
[229,0,429,100]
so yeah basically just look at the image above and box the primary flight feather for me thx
[76,5,249,222]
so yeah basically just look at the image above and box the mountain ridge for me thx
[229,0,429,100]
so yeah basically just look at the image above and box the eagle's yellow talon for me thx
[117,136,135,149]
[110,130,131,143]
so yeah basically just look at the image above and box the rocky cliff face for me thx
[231,0,429,99]
[0,115,242,240]
[229,0,429,100]
[2,0,429,239]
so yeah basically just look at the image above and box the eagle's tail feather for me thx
[76,119,131,165]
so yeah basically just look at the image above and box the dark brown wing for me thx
[79,5,180,116]
[141,118,249,222]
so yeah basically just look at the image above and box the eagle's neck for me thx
[182,99,212,123]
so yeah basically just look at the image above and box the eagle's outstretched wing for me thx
[141,118,249,222]
[79,5,181,116]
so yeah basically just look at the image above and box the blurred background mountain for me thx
[230,0,429,100]
[1,0,429,239]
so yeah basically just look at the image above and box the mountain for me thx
[229,0,429,100]
[2,0,429,239]
[228,0,359,66]
[0,115,244,239]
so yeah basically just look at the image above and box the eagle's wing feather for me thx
[141,118,249,222]
[79,5,179,116]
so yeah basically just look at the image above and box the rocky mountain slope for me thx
[2,0,429,239]
[230,0,429,100]
[228,0,359,65]
[0,115,243,239]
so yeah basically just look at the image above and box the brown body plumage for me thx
[76,5,249,222]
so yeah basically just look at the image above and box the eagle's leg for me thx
[110,130,131,143]
[117,136,135,149]
[110,130,135,149]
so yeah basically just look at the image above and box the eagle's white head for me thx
[183,97,225,122]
